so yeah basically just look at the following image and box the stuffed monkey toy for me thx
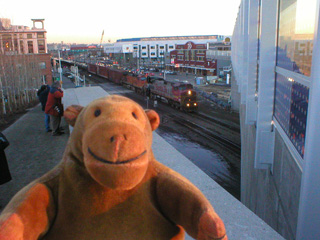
[0,95,227,240]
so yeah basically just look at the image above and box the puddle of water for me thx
[156,127,240,199]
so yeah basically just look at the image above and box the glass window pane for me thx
[39,62,46,69]
[28,41,33,53]
[274,73,309,157]
[276,0,316,76]
[38,40,45,53]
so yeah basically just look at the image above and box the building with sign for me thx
[232,0,320,239]
[168,41,217,76]
[102,35,227,70]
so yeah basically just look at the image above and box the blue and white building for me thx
[102,35,227,68]
[231,0,320,239]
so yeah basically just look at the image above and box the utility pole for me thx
[58,50,63,87]
[0,77,6,115]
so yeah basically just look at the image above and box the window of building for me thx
[27,34,33,39]
[38,40,45,53]
[191,50,195,61]
[169,45,174,49]
[274,73,309,157]
[142,46,147,50]
[20,40,24,53]
[14,39,18,52]
[159,46,164,49]
[150,46,155,49]
[37,33,45,38]
[276,0,316,77]
[151,52,155,56]
[2,34,12,52]
[274,0,316,158]
[185,51,189,61]
[39,62,46,69]
[3,40,11,51]
[142,52,147,56]
[28,41,34,53]
[196,56,204,61]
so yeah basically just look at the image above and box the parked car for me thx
[145,72,155,77]
[165,71,177,75]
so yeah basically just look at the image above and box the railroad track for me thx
[167,114,241,159]
[190,112,240,132]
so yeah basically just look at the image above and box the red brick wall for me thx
[37,54,53,85]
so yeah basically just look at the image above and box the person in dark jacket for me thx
[37,84,51,132]
[0,132,11,186]
[45,81,64,136]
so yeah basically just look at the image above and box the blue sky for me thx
[1,0,241,44]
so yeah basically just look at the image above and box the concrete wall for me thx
[230,72,240,112]
[240,105,302,240]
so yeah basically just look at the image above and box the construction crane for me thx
[100,30,104,48]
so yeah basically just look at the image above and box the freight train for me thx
[87,63,198,112]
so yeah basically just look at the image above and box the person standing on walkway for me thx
[37,84,51,132]
[45,81,64,136]
[0,132,11,186]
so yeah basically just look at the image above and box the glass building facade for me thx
[274,0,316,157]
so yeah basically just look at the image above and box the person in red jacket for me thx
[45,81,64,136]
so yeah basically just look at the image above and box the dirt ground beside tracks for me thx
[197,84,239,126]
[197,84,231,103]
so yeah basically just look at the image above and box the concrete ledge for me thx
[63,86,284,240]
[63,86,109,107]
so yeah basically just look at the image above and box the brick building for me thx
[169,41,217,76]
[0,18,52,84]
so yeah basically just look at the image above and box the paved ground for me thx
[0,75,74,209]
[0,105,70,209]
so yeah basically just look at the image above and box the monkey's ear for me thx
[145,109,160,131]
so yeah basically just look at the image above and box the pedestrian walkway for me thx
[0,75,284,239]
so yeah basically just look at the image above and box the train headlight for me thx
[186,103,190,107]
[188,90,191,95]
[194,103,197,106]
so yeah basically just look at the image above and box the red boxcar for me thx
[124,73,147,94]
[108,68,126,84]
[97,65,109,79]
[88,63,98,74]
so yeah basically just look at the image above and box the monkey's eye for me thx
[94,109,101,117]
[132,112,138,119]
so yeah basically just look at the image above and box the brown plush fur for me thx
[0,95,227,240]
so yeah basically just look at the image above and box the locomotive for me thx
[87,63,198,112]
[148,78,198,112]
